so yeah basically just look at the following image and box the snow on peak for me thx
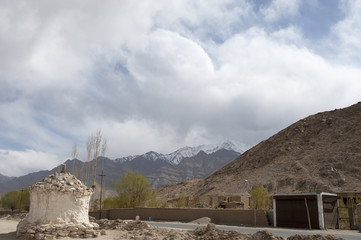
[165,141,244,165]
[114,141,244,165]
[114,155,138,163]
[205,140,245,154]
[143,151,167,161]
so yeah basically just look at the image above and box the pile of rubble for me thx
[95,218,149,231]
[29,172,93,196]
[193,223,249,239]
[95,221,344,240]
[192,224,344,240]
[16,221,100,239]
[95,218,126,230]
[192,224,288,240]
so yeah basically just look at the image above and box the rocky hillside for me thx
[158,102,361,199]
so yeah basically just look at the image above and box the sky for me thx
[1,0,361,177]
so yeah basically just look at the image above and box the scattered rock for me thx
[251,230,284,240]
[191,217,212,224]
[124,220,149,231]
[0,213,27,221]
[193,223,249,239]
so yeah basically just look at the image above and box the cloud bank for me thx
[1,0,361,176]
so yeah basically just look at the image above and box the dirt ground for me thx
[0,217,347,240]
[0,219,122,240]
[0,219,194,240]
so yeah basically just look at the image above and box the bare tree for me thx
[78,130,107,192]
[71,143,78,175]
[99,138,107,215]
[101,138,107,172]
[86,134,95,187]
[91,130,102,188]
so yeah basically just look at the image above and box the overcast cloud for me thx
[1,0,361,177]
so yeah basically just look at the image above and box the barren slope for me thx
[158,102,361,198]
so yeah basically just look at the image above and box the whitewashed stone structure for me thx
[17,167,100,239]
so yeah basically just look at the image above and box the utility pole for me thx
[98,170,106,219]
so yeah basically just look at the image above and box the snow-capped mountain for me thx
[0,146,242,192]
[115,141,244,165]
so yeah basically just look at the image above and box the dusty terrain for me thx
[0,215,346,240]
[158,102,361,199]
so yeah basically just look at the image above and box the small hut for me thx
[273,192,339,229]
[17,166,99,239]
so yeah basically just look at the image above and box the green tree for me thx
[103,197,119,209]
[250,186,270,210]
[1,190,20,211]
[18,189,30,211]
[1,189,30,212]
[111,170,152,208]
[2,190,18,211]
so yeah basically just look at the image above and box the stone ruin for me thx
[17,166,100,239]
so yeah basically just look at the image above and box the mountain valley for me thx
[0,142,242,193]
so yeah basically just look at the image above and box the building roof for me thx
[273,192,338,200]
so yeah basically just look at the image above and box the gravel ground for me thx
[0,218,347,240]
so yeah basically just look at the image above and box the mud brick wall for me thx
[90,208,270,227]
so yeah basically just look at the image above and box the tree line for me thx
[0,173,270,211]
[0,188,30,211]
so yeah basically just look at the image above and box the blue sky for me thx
[1,0,361,177]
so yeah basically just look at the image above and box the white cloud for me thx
[82,119,212,159]
[261,0,302,22]
[330,1,361,64]
[153,0,252,41]
[270,26,304,45]
[211,27,361,126]
[127,29,214,94]
[0,149,61,177]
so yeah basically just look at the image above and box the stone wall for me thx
[90,208,270,227]
[16,221,100,239]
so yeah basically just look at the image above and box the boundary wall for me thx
[90,208,270,227]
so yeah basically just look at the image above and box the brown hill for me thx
[158,102,361,199]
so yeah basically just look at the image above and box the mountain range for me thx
[158,102,361,200]
[114,141,244,165]
[0,141,243,193]
[0,173,14,184]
